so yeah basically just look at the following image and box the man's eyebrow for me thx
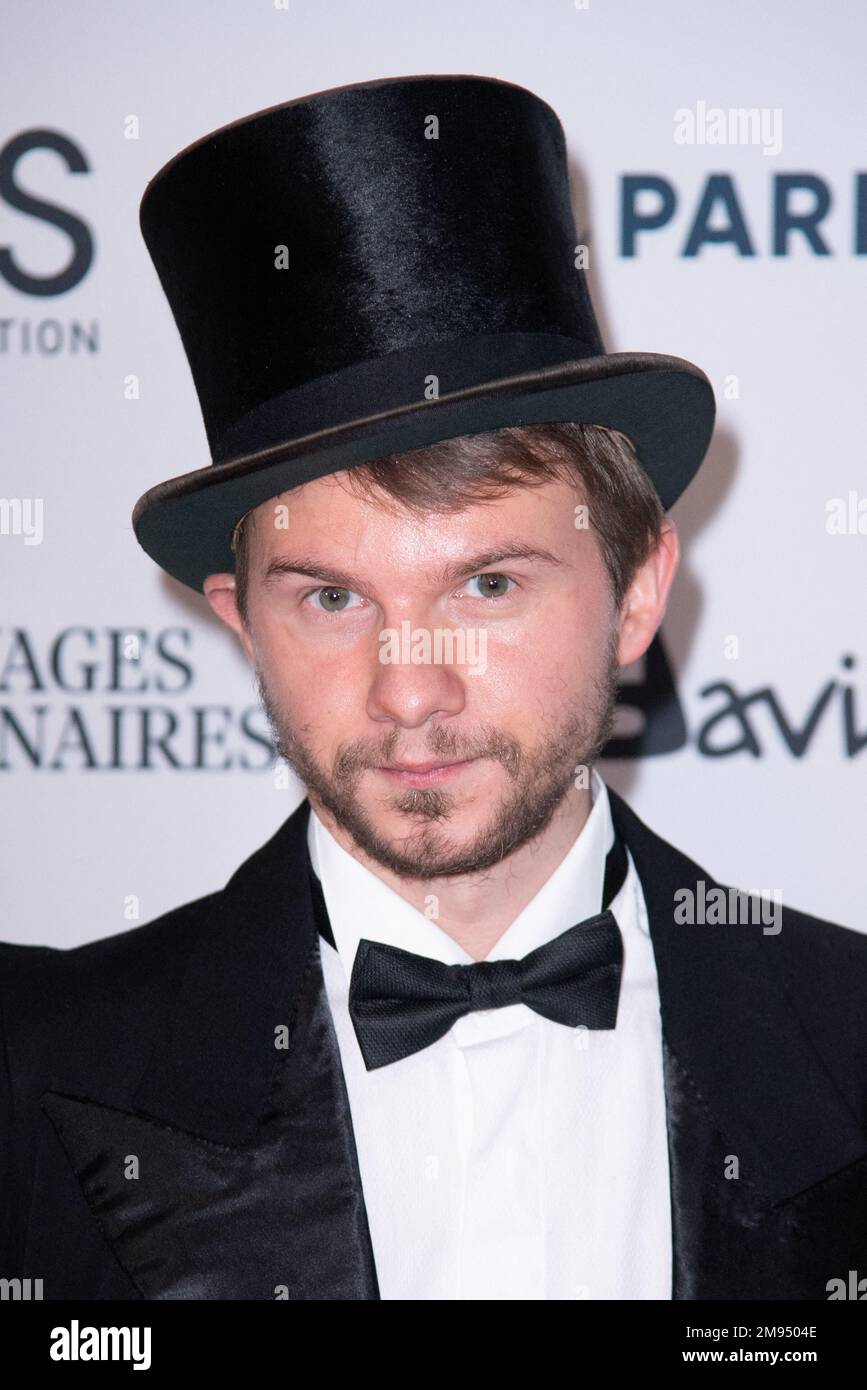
[261,546,567,592]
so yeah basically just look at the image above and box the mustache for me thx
[332,725,522,782]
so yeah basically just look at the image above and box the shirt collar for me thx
[306,767,614,984]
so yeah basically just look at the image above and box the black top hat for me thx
[133,73,715,592]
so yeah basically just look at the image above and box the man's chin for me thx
[363,782,489,843]
[337,814,504,881]
[315,780,510,879]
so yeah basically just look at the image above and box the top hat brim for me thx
[132,350,714,594]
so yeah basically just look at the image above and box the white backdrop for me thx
[2,0,863,946]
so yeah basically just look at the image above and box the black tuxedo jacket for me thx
[2,788,866,1301]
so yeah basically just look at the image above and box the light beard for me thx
[255,640,621,881]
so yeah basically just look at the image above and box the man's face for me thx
[219,473,631,880]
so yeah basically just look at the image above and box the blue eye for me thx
[466,573,515,599]
[307,586,364,613]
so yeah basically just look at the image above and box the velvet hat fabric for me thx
[133,73,715,593]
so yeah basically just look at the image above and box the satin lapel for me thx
[41,799,380,1300]
[608,787,867,1299]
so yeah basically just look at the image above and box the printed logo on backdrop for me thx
[0,129,97,355]
[0,629,863,770]
[619,103,867,257]
[0,628,272,770]
[621,172,867,257]
[603,635,865,760]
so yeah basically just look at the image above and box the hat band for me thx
[211,330,602,466]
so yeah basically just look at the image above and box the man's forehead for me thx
[248,469,582,546]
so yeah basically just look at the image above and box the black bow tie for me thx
[308,833,628,1071]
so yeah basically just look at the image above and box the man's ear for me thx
[616,519,680,667]
[203,573,255,663]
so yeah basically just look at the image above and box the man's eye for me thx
[306,586,363,613]
[465,573,515,599]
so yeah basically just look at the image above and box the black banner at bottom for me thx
[0,1297,863,1374]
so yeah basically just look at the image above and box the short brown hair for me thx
[231,422,664,627]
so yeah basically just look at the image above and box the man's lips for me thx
[377,758,476,787]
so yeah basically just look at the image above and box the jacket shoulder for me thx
[0,801,311,1104]
[0,886,221,990]
[607,782,867,1106]
[0,888,222,1100]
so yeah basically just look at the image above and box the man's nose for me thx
[365,615,469,728]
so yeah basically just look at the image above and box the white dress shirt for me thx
[306,768,672,1300]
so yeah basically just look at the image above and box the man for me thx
[2,74,867,1302]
